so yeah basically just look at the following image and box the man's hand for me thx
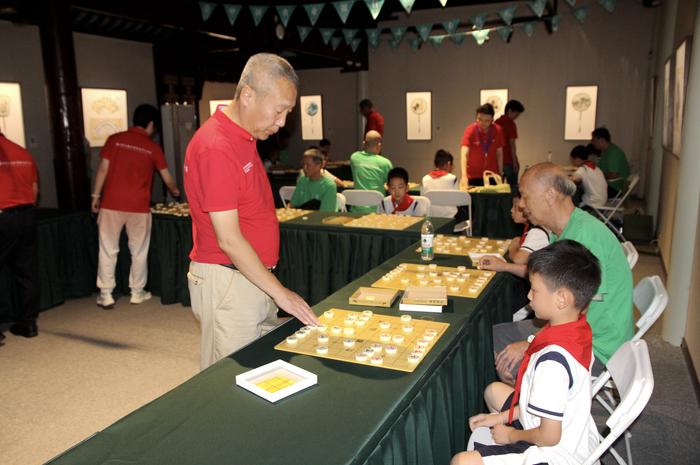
[478,255,507,271]
[492,424,515,444]
[170,186,181,198]
[273,288,319,326]
[469,413,502,432]
[91,197,100,213]
[495,340,529,383]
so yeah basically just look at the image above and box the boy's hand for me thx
[495,340,529,383]
[492,424,514,444]
[478,255,507,271]
[469,413,502,432]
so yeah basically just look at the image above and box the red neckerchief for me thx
[519,224,530,246]
[508,314,592,424]
[392,193,414,213]
[583,161,597,170]
[429,169,450,179]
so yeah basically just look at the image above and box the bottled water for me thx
[421,219,434,261]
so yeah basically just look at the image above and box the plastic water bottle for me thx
[421,219,434,261]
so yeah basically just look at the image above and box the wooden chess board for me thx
[343,213,423,230]
[430,235,508,257]
[371,263,496,298]
[274,308,449,372]
[151,202,190,216]
[276,208,314,222]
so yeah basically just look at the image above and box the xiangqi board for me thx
[343,213,423,230]
[371,263,496,298]
[276,208,314,222]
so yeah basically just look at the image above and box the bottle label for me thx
[421,233,434,250]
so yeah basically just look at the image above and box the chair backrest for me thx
[609,174,639,212]
[621,241,639,269]
[632,275,668,341]
[423,189,471,208]
[410,195,432,216]
[342,189,384,207]
[584,340,654,465]
[336,193,347,212]
[279,186,295,206]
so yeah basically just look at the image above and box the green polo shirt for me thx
[291,175,337,212]
[550,208,634,363]
[598,143,629,192]
[350,150,393,213]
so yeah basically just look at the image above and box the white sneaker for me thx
[130,290,152,305]
[97,292,115,309]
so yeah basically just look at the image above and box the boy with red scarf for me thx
[570,145,608,209]
[421,149,459,218]
[452,240,600,465]
[377,167,429,216]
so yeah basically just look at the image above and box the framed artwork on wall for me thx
[81,88,128,147]
[479,89,508,120]
[300,95,323,140]
[208,99,231,117]
[564,85,598,140]
[406,91,431,141]
[0,82,26,147]
[662,56,674,150]
[673,38,692,156]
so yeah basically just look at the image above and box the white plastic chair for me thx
[279,186,295,207]
[336,193,347,213]
[410,195,432,216]
[423,189,472,235]
[591,174,639,241]
[585,340,655,465]
[621,241,639,269]
[342,189,384,208]
[631,275,668,341]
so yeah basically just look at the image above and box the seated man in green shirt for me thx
[290,147,337,212]
[492,163,633,384]
[592,127,630,197]
[350,130,393,213]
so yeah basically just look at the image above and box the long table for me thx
[46,244,513,465]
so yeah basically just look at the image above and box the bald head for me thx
[364,130,383,153]
[521,163,577,198]
[518,162,577,230]
[235,53,299,99]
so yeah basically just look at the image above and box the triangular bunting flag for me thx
[366,29,382,48]
[223,4,241,26]
[550,14,561,32]
[364,0,384,20]
[409,36,422,51]
[319,28,335,45]
[497,26,513,42]
[275,5,296,28]
[248,5,268,26]
[522,21,535,38]
[304,3,324,26]
[451,33,466,45]
[429,35,446,48]
[331,36,342,50]
[390,26,407,43]
[399,0,416,14]
[599,0,616,13]
[529,0,546,18]
[333,0,355,24]
[199,2,216,22]
[498,6,518,25]
[442,19,460,35]
[351,38,362,52]
[342,28,358,44]
[416,23,432,41]
[389,38,401,49]
[297,25,312,42]
[470,13,487,30]
[439,0,448,6]
[472,29,489,45]
[564,0,576,6]
[572,6,588,23]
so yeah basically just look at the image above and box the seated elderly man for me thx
[493,162,633,383]
[290,147,337,212]
[350,130,393,213]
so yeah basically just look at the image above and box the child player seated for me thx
[289,147,337,212]
[569,145,608,209]
[452,239,601,465]
[378,167,429,216]
[421,149,459,218]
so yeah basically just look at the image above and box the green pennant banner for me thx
[599,0,616,13]
[416,23,432,41]
[550,14,561,32]
[320,28,335,45]
[470,13,487,30]
[442,19,460,35]
[364,0,384,20]
[249,5,268,26]
[564,0,576,6]
[451,33,466,45]
[390,26,407,43]
[529,0,546,18]
[439,0,448,6]
[389,38,401,49]
[303,3,324,26]
[497,26,513,42]
[275,5,296,27]
[199,2,216,22]
[297,25,312,42]
[351,37,362,52]
[399,0,415,14]
[498,6,518,25]
[429,36,445,48]
[366,29,381,48]
[342,28,358,44]
[522,21,535,38]
[333,0,355,23]
[572,6,588,23]
[223,4,241,26]
[409,36,422,51]
[331,36,343,50]
[472,29,489,45]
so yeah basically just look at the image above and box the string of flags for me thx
[198,0,617,51]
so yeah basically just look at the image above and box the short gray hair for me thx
[551,173,577,197]
[235,53,299,98]
[303,147,324,165]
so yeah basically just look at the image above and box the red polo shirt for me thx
[184,110,279,267]
[495,114,518,167]
[364,110,385,136]
[100,127,168,213]
[460,122,504,179]
[0,135,37,209]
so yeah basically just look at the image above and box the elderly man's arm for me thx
[209,209,318,326]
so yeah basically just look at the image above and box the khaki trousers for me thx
[188,262,279,370]
[97,209,152,293]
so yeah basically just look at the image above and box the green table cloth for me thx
[46,245,513,465]
[469,192,518,239]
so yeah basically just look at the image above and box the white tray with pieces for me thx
[235,359,317,403]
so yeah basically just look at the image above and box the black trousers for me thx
[0,205,39,323]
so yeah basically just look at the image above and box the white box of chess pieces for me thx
[235,359,317,403]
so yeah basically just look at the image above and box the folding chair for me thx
[336,193,347,213]
[279,186,295,207]
[423,189,473,235]
[585,340,655,465]
[591,174,639,241]
[342,189,384,209]
[621,241,639,269]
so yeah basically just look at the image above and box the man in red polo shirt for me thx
[459,103,504,189]
[184,53,318,369]
[91,104,180,309]
[360,99,385,136]
[495,99,525,187]
[0,132,40,339]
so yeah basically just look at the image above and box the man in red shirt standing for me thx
[0,132,40,339]
[91,104,180,309]
[359,99,385,136]
[184,53,318,370]
[495,100,525,187]
[460,103,504,189]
